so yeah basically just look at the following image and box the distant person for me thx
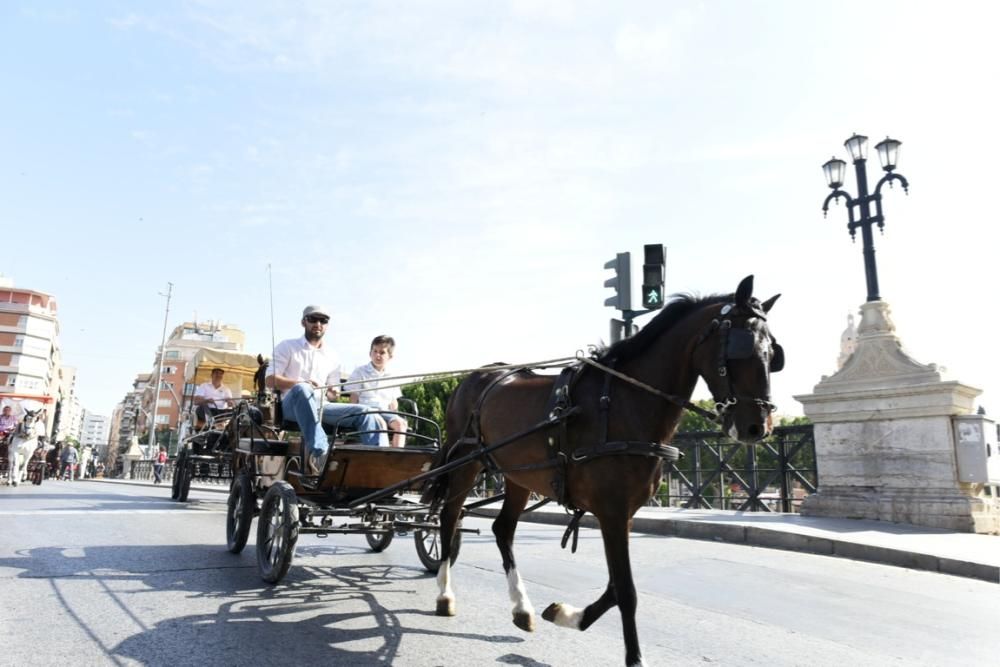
[194,368,234,424]
[0,405,16,438]
[60,442,79,481]
[349,335,407,447]
[153,445,168,484]
[266,305,381,475]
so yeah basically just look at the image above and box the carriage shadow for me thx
[0,543,527,665]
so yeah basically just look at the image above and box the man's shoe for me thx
[306,452,325,476]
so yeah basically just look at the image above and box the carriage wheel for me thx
[414,519,462,573]
[364,512,395,552]
[171,450,184,500]
[256,481,299,584]
[177,453,193,502]
[226,472,256,554]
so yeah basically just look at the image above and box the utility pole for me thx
[147,282,173,458]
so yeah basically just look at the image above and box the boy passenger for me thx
[349,335,407,447]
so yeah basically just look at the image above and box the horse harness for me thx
[449,299,783,552]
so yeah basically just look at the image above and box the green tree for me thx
[401,375,463,444]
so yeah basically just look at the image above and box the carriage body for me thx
[218,375,462,582]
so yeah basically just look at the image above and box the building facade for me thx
[0,277,61,435]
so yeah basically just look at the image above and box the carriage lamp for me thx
[821,133,910,302]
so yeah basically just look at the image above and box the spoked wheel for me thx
[364,512,395,552]
[176,451,192,502]
[256,481,299,584]
[415,517,462,573]
[226,472,256,554]
[171,450,184,500]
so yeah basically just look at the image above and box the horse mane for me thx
[596,292,733,365]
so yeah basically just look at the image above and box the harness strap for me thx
[561,508,586,553]
[571,440,681,463]
[577,354,719,422]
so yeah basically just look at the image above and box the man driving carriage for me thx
[194,367,235,424]
[266,305,381,475]
[0,405,16,439]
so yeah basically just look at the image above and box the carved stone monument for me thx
[123,435,143,479]
[795,300,999,533]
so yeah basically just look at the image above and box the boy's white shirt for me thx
[348,362,401,409]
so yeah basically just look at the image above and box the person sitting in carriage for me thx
[194,367,234,425]
[266,305,382,476]
[348,335,407,447]
[0,405,16,439]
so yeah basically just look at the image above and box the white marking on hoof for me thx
[436,560,455,616]
[545,602,583,629]
[506,567,535,620]
[627,659,647,667]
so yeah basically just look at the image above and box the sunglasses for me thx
[306,315,329,324]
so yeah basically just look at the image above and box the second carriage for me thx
[171,349,262,501]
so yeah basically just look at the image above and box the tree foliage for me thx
[401,375,464,444]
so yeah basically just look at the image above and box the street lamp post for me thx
[822,134,910,302]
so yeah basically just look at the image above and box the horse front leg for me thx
[542,515,644,666]
[492,481,535,631]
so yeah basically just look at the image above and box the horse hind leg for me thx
[492,481,535,632]
[434,461,479,618]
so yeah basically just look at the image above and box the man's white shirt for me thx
[348,362,401,409]
[194,382,233,409]
[268,336,342,388]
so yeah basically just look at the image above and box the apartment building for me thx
[0,277,60,435]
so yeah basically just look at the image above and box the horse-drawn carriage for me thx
[171,349,262,501]
[204,277,783,666]
[225,393,464,579]
[1,395,50,486]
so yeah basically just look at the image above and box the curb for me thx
[471,506,999,584]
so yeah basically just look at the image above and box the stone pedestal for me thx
[795,300,999,533]
[123,436,143,479]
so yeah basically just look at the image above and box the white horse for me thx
[6,409,44,486]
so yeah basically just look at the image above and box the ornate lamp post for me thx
[822,134,910,302]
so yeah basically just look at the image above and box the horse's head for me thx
[693,275,784,443]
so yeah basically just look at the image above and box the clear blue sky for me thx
[2,1,998,419]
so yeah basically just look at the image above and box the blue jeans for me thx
[281,383,381,455]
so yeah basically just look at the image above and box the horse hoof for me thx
[513,611,535,632]
[541,603,560,623]
[436,597,455,617]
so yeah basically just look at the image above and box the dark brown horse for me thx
[425,275,783,666]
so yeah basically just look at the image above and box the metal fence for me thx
[657,425,817,512]
[467,424,817,513]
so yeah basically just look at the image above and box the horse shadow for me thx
[0,543,531,665]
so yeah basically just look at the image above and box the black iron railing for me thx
[658,425,817,512]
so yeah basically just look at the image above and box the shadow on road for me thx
[0,543,526,665]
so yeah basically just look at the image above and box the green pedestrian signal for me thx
[643,286,663,309]
[641,244,666,310]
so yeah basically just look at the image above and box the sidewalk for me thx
[471,503,999,584]
[94,478,999,584]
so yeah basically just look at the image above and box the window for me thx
[157,399,171,408]
[161,366,177,375]
[164,350,180,360]
[155,414,170,424]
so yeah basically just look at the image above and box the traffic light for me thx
[641,244,666,309]
[604,252,632,311]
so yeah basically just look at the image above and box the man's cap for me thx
[302,305,331,319]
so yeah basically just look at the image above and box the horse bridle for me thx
[698,302,784,417]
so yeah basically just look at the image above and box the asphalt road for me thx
[0,480,996,666]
